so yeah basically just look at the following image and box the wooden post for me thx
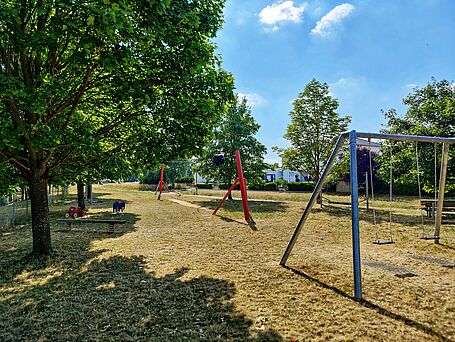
[434,143,450,243]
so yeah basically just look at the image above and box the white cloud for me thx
[238,92,266,107]
[329,77,364,98]
[259,1,305,29]
[311,3,355,37]
[405,83,418,89]
[264,25,280,32]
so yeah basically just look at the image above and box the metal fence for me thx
[0,187,68,229]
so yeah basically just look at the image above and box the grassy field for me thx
[0,184,454,341]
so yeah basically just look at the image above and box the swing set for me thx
[280,130,454,300]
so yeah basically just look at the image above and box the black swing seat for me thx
[420,235,439,240]
[373,239,395,245]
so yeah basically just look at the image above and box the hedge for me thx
[195,183,212,189]
[219,183,240,190]
[286,182,316,192]
[175,176,194,184]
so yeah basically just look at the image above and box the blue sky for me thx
[215,0,455,164]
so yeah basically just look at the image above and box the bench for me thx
[421,200,455,219]
[57,219,127,233]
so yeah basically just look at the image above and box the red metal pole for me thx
[159,163,164,194]
[235,150,255,227]
[212,179,239,215]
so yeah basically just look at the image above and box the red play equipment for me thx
[65,206,84,219]
[212,150,256,228]
[155,163,170,200]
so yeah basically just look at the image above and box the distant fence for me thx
[0,187,68,229]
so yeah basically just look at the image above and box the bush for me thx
[263,182,278,190]
[248,178,266,190]
[219,183,240,190]
[390,182,419,196]
[287,182,316,192]
[139,170,161,185]
[196,183,212,189]
[175,176,194,184]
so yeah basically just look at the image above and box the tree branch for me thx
[46,62,97,124]
[93,110,141,138]
[48,146,78,171]
[0,151,30,176]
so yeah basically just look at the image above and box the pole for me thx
[159,164,164,194]
[434,143,450,243]
[157,163,165,200]
[365,171,369,210]
[349,130,362,300]
[280,132,349,266]
[213,179,240,215]
[195,171,198,195]
[235,150,255,228]
[356,132,455,144]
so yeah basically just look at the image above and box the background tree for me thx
[0,0,233,256]
[332,147,381,192]
[273,79,351,180]
[380,78,455,194]
[140,159,193,188]
[197,96,267,196]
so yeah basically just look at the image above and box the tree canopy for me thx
[0,0,234,256]
[273,79,351,179]
[196,95,267,188]
[380,78,455,193]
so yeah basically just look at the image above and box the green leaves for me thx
[0,0,233,180]
[196,95,267,185]
[275,79,351,179]
[381,78,455,191]
[0,0,233,254]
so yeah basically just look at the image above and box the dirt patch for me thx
[167,197,210,210]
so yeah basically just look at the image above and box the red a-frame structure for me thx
[155,163,170,200]
[212,150,256,228]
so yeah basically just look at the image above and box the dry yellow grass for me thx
[0,185,454,341]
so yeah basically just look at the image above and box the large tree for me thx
[197,95,267,192]
[273,79,351,180]
[380,78,455,192]
[0,0,233,256]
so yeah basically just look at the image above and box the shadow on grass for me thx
[282,265,451,342]
[0,209,139,284]
[313,204,436,227]
[195,199,289,214]
[0,229,283,341]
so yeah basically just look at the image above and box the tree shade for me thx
[0,0,234,256]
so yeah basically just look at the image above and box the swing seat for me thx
[373,239,395,245]
[420,235,439,240]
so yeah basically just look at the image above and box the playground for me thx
[1,183,454,341]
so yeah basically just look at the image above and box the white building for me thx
[263,169,309,183]
[194,168,309,184]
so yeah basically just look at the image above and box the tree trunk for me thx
[228,181,233,200]
[29,175,52,257]
[77,182,86,210]
[85,183,92,204]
